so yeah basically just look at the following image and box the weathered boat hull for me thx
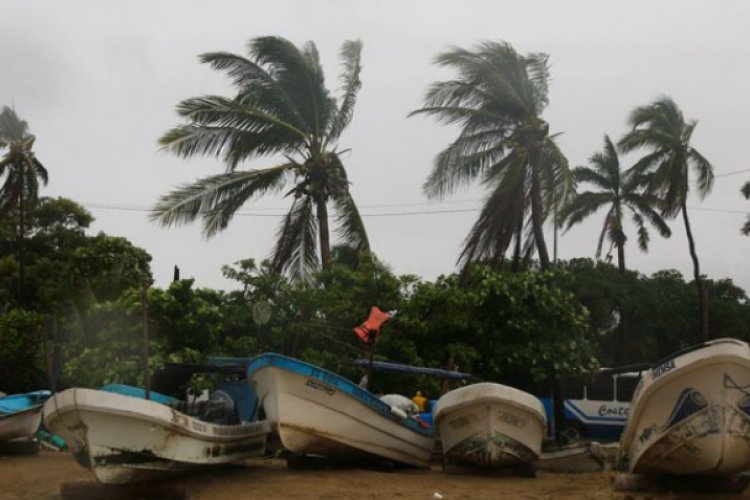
[247,354,435,468]
[43,388,271,484]
[0,405,43,440]
[621,338,750,476]
[434,383,546,468]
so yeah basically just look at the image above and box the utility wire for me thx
[82,202,749,217]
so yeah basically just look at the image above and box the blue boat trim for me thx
[0,390,51,415]
[247,353,434,437]
[100,384,177,405]
[662,388,707,429]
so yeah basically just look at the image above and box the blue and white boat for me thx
[246,353,435,468]
[43,364,271,484]
[0,390,50,441]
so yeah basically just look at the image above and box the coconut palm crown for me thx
[0,106,49,299]
[618,96,713,338]
[410,40,572,271]
[560,135,670,273]
[152,37,369,281]
[742,180,750,236]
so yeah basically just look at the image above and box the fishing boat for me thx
[43,377,271,484]
[434,383,546,468]
[0,390,50,441]
[246,353,436,468]
[620,338,750,476]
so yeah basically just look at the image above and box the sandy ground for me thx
[1,451,750,500]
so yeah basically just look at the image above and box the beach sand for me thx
[1,451,749,499]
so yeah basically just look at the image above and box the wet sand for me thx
[1,451,749,499]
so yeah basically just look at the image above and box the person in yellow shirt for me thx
[412,391,427,412]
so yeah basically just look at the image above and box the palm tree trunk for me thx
[18,172,26,304]
[511,213,523,272]
[530,164,551,270]
[316,198,332,270]
[617,242,625,274]
[681,202,708,340]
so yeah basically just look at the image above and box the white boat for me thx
[434,382,547,468]
[620,338,750,476]
[246,353,435,468]
[43,388,271,484]
[0,390,50,441]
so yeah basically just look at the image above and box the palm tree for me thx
[0,107,49,299]
[410,41,571,271]
[560,135,671,274]
[152,37,369,281]
[619,97,714,339]
[742,180,750,236]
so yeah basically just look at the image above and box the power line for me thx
[82,201,749,217]
[715,168,750,178]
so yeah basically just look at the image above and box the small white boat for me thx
[620,338,750,476]
[434,382,547,468]
[0,391,50,441]
[246,353,435,468]
[43,388,271,484]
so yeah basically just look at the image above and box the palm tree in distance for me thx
[742,180,750,236]
[152,37,369,281]
[0,107,49,300]
[619,96,714,339]
[560,135,671,274]
[410,41,571,271]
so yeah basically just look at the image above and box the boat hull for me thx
[247,355,435,468]
[434,383,546,468]
[0,405,43,440]
[621,339,750,476]
[43,388,271,484]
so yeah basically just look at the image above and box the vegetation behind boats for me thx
[1,198,749,399]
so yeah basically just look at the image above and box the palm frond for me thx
[151,165,291,235]
[271,195,318,282]
[327,40,363,141]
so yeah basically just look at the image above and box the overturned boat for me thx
[434,382,546,468]
[0,390,50,441]
[246,353,435,468]
[43,382,271,484]
[620,338,750,476]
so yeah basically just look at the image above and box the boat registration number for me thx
[305,378,336,396]
[652,359,676,379]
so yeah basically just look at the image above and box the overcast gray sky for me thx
[2,0,749,292]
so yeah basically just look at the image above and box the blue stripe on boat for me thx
[0,390,51,414]
[246,353,434,436]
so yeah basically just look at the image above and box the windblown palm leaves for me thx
[560,135,670,273]
[152,37,369,281]
[410,41,571,271]
[0,106,49,300]
[0,107,48,220]
[619,96,713,338]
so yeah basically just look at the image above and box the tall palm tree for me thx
[619,97,714,339]
[560,135,671,273]
[0,107,49,299]
[742,180,750,236]
[410,41,571,271]
[152,37,369,281]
